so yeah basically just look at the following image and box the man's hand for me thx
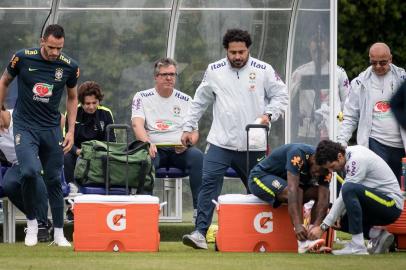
[0,114,5,132]
[294,224,308,241]
[307,225,323,240]
[174,145,187,154]
[63,131,74,154]
[76,148,81,156]
[149,143,157,158]
[181,131,197,147]
[259,114,270,125]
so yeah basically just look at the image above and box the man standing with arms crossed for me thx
[182,29,288,249]
[0,24,79,247]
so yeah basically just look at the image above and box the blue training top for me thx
[7,47,79,129]
[250,143,330,187]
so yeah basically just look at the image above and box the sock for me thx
[369,227,382,239]
[352,233,365,246]
[54,227,64,239]
[27,219,38,229]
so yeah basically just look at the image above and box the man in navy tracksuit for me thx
[0,24,79,247]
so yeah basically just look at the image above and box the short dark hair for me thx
[78,81,104,104]
[315,140,346,166]
[153,57,177,76]
[310,31,329,47]
[43,24,65,39]
[222,29,252,49]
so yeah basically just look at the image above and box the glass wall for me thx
[0,0,336,221]
[0,1,52,107]
[175,0,293,149]
[58,0,172,127]
[0,0,337,147]
[288,0,331,146]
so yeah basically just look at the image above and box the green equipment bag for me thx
[74,125,154,194]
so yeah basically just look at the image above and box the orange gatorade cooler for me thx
[387,203,406,249]
[214,194,297,252]
[73,194,160,252]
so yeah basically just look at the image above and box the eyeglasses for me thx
[157,72,177,78]
[370,60,389,66]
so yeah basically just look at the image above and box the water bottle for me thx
[401,157,406,191]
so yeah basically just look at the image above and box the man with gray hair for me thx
[131,57,203,218]
[337,42,406,184]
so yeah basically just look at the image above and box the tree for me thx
[338,0,406,79]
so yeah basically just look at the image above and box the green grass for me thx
[0,242,405,270]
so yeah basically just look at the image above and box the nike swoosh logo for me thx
[59,141,63,146]
[28,68,38,71]
[256,156,265,162]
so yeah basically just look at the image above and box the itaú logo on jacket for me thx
[106,209,126,231]
[253,212,273,234]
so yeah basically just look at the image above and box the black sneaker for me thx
[66,207,74,223]
[38,220,52,242]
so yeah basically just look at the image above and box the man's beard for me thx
[229,58,247,68]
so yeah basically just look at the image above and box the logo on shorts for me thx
[15,134,21,145]
[55,68,63,81]
[271,179,282,190]
[253,212,273,234]
[106,209,126,231]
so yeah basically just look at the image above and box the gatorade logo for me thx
[106,209,126,231]
[253,212,273,234]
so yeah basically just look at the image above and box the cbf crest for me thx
[55,68,63,81]
[173,105,181,117]
[249,72,256,92]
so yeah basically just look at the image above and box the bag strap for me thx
[135,159,148,194]
[105,124,131,195]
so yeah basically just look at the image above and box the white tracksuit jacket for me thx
[183,56,288,151]
[323,145,404,227]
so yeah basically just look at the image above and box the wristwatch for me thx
[265,113,272,122]
[320,223,329,232]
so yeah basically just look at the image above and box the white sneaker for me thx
[367,230,394,254]
[182,230,208,249]
[298,239,325,254]
[333,241,368,255]
[24,224,38,247]
[51,236,72,247]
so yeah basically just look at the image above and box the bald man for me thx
[337,42,406,184]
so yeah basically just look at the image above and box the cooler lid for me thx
[217,194,268,204]
[74,194,159,204]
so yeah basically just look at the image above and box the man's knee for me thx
[43,167,63,186]
[186,147,203,164]
[20,165,40,180]
[341,182,360,199]
[3,178,20,196]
